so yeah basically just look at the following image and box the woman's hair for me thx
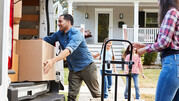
[99,38,115,60]
[159,0,179,24]
[122,45,137,59]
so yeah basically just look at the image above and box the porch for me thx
[122,25,159,43]
[76,24,159,44]
[67,0,159,44]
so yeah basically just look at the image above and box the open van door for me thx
[0,0,11,100]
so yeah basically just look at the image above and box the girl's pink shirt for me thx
[125,54,142,74]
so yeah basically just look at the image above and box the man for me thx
[43,14,101,101]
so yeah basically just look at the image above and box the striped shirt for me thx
[146,7,179,53]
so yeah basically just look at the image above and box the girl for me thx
[122,45,145,100]
[133,0,179,100]
[92,38,116,99]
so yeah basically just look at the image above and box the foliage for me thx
[143,52,158,65]
[53,0,68,14]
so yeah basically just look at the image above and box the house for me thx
[67,0,159,44]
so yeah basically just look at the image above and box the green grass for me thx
[62,68,82,101]
[59,92,80,101]
[64,67,85,86]
[141,94,155,101]
[139,69,161,88]
[59,92,68,101]
[120,68,161,88]
[121,68,160,100]
[64,68,69,85]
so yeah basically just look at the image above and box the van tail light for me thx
[8,0,13,69]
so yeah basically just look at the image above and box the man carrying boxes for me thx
[43,14,101,101]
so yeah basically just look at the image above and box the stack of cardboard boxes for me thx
[9,0,22,82]
[9,0,56,82]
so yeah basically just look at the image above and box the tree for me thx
[53,0,68,14]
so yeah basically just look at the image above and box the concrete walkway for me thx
[60,68,156,101]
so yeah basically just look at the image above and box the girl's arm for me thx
[91,52,100,59]
[123,65,128,74]
[138,57,146,79]
[139,67,146,79]
[112,64,117,73]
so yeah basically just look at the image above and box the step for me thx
[88,44,124,69]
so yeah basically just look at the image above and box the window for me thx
[146,13,158,27]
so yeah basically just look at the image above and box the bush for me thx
[143,52,158,65]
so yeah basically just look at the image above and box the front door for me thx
[98,14,109,42]
[95,8,113,43]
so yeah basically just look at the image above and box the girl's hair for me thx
[159,0,179,24]
[122,45,137,59]
[99,38,115,60]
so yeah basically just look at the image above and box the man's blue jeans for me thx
[155,54,179,101]
[100,70,112,99]
[124,74,140,99]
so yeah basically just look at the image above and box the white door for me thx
[95,8,113,43]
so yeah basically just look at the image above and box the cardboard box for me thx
[13,24,19,40]
[17,40,55,81]
[9,53,19,82]
[14,0,22,24]
[13,40,17,53]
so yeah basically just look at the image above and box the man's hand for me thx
[132,42,146,50]
[43,59,55,74]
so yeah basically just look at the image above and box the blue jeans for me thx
[155,54,179,101]
[100,70,112,99]
[124,74,140,99]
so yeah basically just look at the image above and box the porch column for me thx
[67,1,73,15]
[133,1,139,42]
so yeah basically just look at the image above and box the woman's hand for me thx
[137,47,146,57]
[132,42,146,50]
[43,59,55,74]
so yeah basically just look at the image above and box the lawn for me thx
[140,94,155,101]
[61,68,81,101]
[63,68,85,85]
[63,67,160,101]
[121,68,161,101]
[64,68,69,85]
[120,68,161,88]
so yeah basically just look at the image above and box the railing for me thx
[123,27,159,43]
[139,28,159,43]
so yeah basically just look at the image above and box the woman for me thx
[133,0,179,101]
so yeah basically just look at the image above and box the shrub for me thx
[143,52,158,65]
